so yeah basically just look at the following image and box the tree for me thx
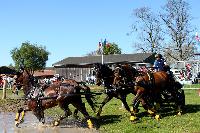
[86,50,97,56]
[10,42,50,74]
[131,7,164,53]
[86,42,122,56]
[160,0,196,62]
[103,42,122,55]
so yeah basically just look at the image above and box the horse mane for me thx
[94,63,114,87]
[119,64,138,82]
[102,64,113,75]
[17,69,36,95]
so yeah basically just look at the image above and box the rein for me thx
[135,72,155,90]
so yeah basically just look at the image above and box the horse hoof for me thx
[19,119,24,123]
[155,115,160,120]
[130,116,138,122]
[15,121,19,127]
[87,119,93,129]
[54,121,60,126]
[147,109,155,115]
[177,112,182,116]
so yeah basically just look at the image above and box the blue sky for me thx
[0,0,199,67]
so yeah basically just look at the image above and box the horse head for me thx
[113,65,126,85]
[93,63,114,87]
[14,69,35,95]
[113,64,138,86]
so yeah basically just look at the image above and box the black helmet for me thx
[155,54,162,58]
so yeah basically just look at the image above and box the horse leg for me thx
[82,85,96,113]
[96,94,113,118]
[15,108,30,127]
[12,85,18,95]
[140,94,159,118]
[174,89,185,115]
[119,95,130,112]
[71,97,93,129]
[147,93,162,120]
[130,92,143,122]
[54,102,72,126]
[15,108,23,127]
[73,108,79,118]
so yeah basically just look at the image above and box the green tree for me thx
[86,42,122,56]
[103,42,122,55]
[10,42,50,74]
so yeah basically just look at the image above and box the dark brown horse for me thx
[113,64,185,121]
[93,63,152,118]
[14,69,96,128]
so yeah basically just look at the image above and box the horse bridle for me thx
[113,66,128,85]
[94,65,114,86]
[15,69,39,96]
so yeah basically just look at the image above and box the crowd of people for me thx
[0,74,15,88]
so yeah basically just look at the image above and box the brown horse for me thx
[93,63,153,119]
[113,64,185,121]
[93,63,133,117]
[14,69,96,128]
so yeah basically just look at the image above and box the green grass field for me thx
[1,86,200,133]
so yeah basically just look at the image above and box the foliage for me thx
[131,7,163,53]
[103,42,122,55]
[10,41,50,73]
[87,42,122,56]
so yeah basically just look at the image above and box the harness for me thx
[27,86,44,99]
[135,72,155,91]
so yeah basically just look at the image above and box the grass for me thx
[184,84,200,88]
[0,86,200,132]
[89,88,200,133]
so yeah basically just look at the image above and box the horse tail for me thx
[78,82,96,112]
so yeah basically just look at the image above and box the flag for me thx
[195,32,200,42]
[103,39,107,46]
[98,42,102,48]
[106,43,111,48]
[97,41,103,54]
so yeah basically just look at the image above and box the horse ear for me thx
[19,67,24,73]
[92,70,96,76]
[19,58,25,72]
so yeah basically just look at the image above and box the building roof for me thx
[33,70,55,77]
[53,53,155,67]
[0,66,17,75]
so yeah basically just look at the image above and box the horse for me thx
[93,63,152,118]
[14,68,96,128]
[113,64,185,121]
